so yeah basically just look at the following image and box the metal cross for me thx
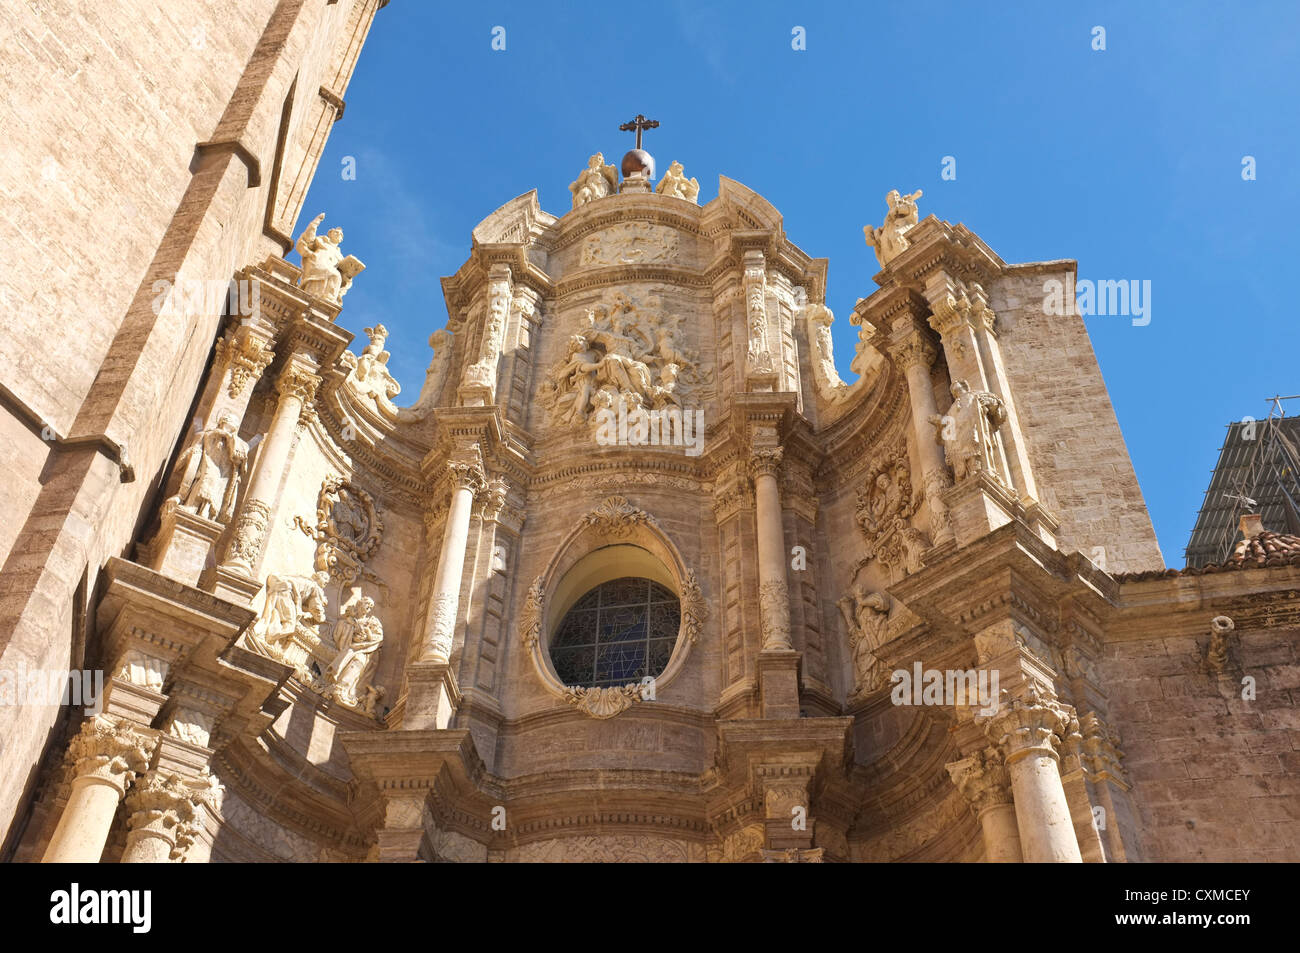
[619,114,659,150]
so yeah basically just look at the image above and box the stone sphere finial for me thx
[621,148,655,179]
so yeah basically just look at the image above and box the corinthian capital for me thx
[890,336,937,372]
[946,746,1013,815]
[276,365,322,406]
[125,771,196,838]
[748,447,784,481]
[67,714,158,795]
[448,453,487,494]
[977,684,1072,764]
[216,329,275,398]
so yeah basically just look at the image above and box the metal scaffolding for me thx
[1185,395,1300,569]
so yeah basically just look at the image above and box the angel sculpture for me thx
[863,189,923,268]
[569,153,618,209]
[656,160,700,204]
[342,324,401,417]
[296,213,365,304]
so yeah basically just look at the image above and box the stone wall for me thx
[1104,618,1300,861]
[989,265,1163,573]
[0,0,387,849]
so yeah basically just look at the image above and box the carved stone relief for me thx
[542,291,711,429]
[579,223,680,265]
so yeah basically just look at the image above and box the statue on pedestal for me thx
[296,213,365,304]
[569,153,617,209]
[656,160,699,203]
[168,412,249,524]
[930,379,1009,483]
[863,189,923,268]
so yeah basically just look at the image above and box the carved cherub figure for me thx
[863,189,923,268]
[656,160,700,203]
[342,324,401,417]
[570,153,618,209]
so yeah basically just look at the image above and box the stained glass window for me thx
[550,577,680,688]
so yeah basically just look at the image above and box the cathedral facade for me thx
[3,3,1298,863]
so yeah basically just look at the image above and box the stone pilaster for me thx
[742,250,776,389]
[459,263,513,406]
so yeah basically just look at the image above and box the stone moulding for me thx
[522,496,708,717]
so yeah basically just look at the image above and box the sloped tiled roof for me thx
[1120,528,1300,582]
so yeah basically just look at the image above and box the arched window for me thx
[549,576,680,688]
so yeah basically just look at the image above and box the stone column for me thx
[750,447,790,652]
[980,687,1083,863]
[889,324,954,546]
[425,451,486,663]
[223,363,320,575]
[946,746,1023,862]
[120,771,193,863]
[120,767,222,863]
[42,715,157,863]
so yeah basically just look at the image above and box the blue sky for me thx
[300,1,1300,566]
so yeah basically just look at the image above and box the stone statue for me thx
[296,213,365,304]
[656,160,700,203]
[325,596,384,711]
[549,334,604,423]
[169,412,249,523]
[930,379,1009,483]
[569,153,617,209]
[342,324,401,417]
[250,571,330,656]
[838,588,891,696]
[863,189,923,268]
[805,303,850,404]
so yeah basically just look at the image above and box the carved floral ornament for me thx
[521,496,708,719]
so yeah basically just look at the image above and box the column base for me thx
[403,661,461,730]
[756,649,801,719]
